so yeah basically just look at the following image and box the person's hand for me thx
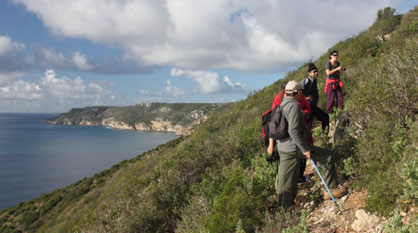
[303,150,311,160]
[305,95,313,101]
[267,139,274,155]
[336,66,343,73]
[267,144,274,155]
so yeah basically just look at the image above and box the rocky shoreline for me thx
[45,117,202,135]
[44,103,227,135]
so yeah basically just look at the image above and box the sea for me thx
[0,113,178,211]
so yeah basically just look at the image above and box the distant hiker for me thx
[270,82,312,182]
[269,80,347,209]
[300,63,329,131]
[325,50,344,113]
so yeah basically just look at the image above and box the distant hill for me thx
[1,7,416,233]
[44,103,232,135]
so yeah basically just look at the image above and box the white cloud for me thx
[13,0,403,72]
[171,68,248,94]
[0,80,42,100]
[72,51,93,70]
[40,70,86,99]
[165,80,185,96]
[0,69,118,112]
[38,70,116,107]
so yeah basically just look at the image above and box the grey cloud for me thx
[171,68,249,94]
[0,36,30,73]
[32,45,155,74]
[0,54,30,73]
[89,57,156,75]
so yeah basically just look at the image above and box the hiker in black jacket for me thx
[299,63,329,131]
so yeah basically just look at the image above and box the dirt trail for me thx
[296,162,386,233]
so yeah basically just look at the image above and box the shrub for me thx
[21,211,39,229]
[383,209,417,233]
[344,35,416,215]
[205,164,264,233]
[259,209,309,233]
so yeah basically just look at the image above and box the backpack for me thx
[261,102,290,147]
[261,107,275,147]
[268,102,290,141]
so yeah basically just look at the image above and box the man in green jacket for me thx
[267,80,347,209]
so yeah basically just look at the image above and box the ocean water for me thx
[0,113,178,210]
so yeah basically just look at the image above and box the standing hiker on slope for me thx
[300,63,330,131]
[270,81,312,183]
[269,81,347,209]
[325,50,344,113]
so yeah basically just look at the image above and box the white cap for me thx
[285,80,302,94]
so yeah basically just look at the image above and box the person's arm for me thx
[299,79,308,96]
[286,104,311,153]
[325,61,342,76]
[300,79,313,101]
[267,138,274,155]
[326,68,342,76]
[305,95,313,101]
[299,95,311,116]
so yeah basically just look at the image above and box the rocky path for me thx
[296,163,386,233]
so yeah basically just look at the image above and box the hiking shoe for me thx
[323,186,348,200]
[297,175,310,183]
[266,194,278,210]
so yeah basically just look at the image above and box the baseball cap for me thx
[285,80,302,94]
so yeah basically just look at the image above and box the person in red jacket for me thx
[272,82,312,182]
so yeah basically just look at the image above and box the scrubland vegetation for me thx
[1,7,416,233]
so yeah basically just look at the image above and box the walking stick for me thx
[310,158,338,205]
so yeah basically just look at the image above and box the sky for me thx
[0,0,416,113]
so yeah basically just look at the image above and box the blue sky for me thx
[0,0,415,113]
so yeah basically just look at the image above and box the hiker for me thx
[300,63,329,131]
[325,50,344,113]
[268,80,347,209]
[270,82,312,182]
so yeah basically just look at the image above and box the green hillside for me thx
[1,7,416,233]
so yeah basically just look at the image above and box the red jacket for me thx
[272,91,311,115]
[272,91,313,144]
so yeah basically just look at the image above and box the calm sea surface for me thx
[0,113,178,210]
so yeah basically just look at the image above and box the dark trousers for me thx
[276,146,338,208]
[326,83,343,113]
[299,159,306,179]
[308,105,330,131]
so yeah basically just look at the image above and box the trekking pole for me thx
[310,158,338,205]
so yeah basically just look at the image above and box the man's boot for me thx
[324,186,348,200]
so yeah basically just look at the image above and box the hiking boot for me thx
[266,194,278,210]
[297,175,310,183]
[323,186,348,200]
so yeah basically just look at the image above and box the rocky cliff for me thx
[45,103,229,135]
